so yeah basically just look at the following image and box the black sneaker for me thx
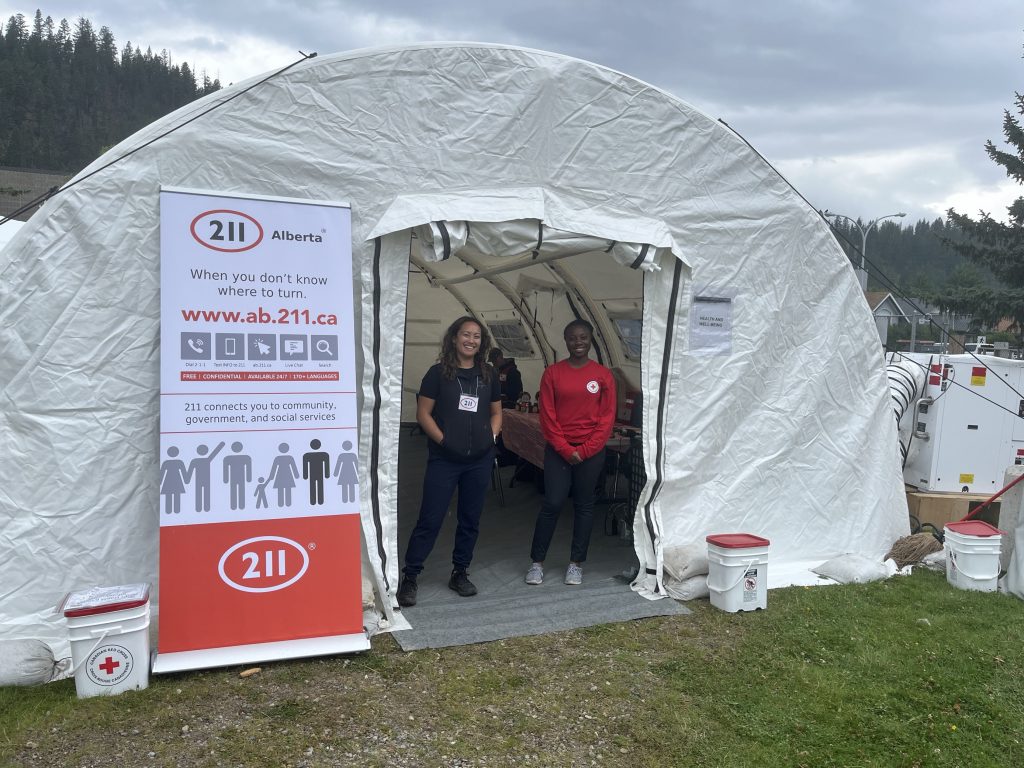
[397,575,418,607]
[448,568,477,597]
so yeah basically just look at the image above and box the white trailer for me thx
[904,354,1024,493]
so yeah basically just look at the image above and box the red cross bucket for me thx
[60,583,151,698]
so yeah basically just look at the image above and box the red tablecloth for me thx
[501,410,546,469]
[501,410,634,469]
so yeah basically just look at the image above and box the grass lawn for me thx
[2,569,1023,767]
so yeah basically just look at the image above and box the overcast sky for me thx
[4,1,1023,225]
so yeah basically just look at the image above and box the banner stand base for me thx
[152,632,370,674]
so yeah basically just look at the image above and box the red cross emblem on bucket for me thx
[86,645,134,687]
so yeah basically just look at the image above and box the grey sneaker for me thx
[525,563,544,585]
[564,563,583,585]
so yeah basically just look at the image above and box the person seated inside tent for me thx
[397,316,503,608]
[488,348,523,408]
[525,319,617,587]
[488,347,524,467]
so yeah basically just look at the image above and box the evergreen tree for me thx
[54,17,71,57]
[938,48,1024,341]
[4,13,27,43]
[0,9,220,172]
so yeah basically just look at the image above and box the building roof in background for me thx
[864,291,903,314]
[901,297,973,333]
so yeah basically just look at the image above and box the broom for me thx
[885,532,942,569]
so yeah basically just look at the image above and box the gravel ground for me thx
[5,613,712,768]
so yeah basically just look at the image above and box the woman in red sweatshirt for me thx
[525,319,616,586]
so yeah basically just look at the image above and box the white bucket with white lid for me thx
[944,520,1004,593]
[60,583,151,698]
[706,533,770,612]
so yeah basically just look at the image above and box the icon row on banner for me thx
[160,438,359,515]
[180,333,339,361]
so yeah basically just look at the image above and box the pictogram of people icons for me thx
[159,439,359,515]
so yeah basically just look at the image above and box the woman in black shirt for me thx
[397,316,503,607]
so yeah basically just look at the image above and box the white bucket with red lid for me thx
[60,583,151,698]
[944,520,1004,593]
[706,533,770,612]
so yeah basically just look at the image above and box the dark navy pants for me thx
[403,450,494,577]
[530,445,606,564]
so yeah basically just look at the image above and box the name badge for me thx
[458,395,479,412]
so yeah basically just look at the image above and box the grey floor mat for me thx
[392,432,689,651]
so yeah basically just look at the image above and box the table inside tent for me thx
[501,410,639,502]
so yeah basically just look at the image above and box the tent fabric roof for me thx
[0,43,908,661]
[0,219,22,250]
[368,187,687,267]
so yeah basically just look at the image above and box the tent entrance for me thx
[391,431,688,650]
[379,216,687,648]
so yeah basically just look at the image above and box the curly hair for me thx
[439,316,493,382]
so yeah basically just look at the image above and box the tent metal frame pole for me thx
[450,250,557,366]
[409,253,476,317]
[414,249,555,366]
[547,261,621,371]
[432,249,582,286]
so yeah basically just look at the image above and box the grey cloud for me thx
[3,0,1022,221]
[176,36,230,54]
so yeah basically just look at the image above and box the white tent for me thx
[0,219,22,251]
[0,44,908,661]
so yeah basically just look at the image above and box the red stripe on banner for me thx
[158,515,362,653]
[181,372,340,382]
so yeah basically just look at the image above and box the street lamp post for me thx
[824,211,906,291]
[908,310,932,353]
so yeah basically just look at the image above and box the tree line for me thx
[0,9,220,173]
[827,216,975,298]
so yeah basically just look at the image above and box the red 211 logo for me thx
[190,209,264,252]
[218,536,309,593]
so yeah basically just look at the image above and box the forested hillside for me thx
[0,9,219,173]
[829,216,972,297]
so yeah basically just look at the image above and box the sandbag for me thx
[663,542,709,582]
[361,574,376,607]
[811,554,898,584]
[662,574,710,601]
[0,640,68,686]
